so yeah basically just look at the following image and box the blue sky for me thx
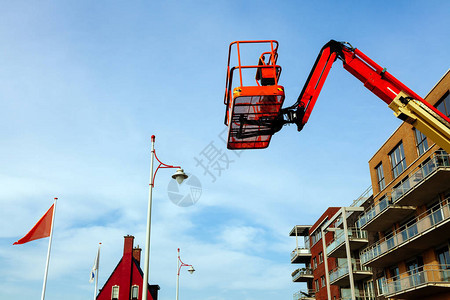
[0,1,449,300]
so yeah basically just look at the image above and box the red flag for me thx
[13,204,54,245]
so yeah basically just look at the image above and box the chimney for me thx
[124,235,134,256]
[133,245,142,266]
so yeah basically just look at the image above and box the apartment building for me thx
[291,71,450,300]
[291,208,341,300]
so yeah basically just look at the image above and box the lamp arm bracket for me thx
[177,256,193,275]
[150,149,181,187]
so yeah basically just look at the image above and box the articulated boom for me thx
[224,39,450,152]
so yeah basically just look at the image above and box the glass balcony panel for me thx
[356,196,391,229]
[292,268,313,282]
[304,236,311,250]
[381,265,450,297]
[391,151,450,203]
[293,289,315,300]
[351,186,373,207]
[360,199,450,265]
[330,266,349,282]
[329,259,372,284]
[340,288,375,300]
[291,247,311,260]
[326,229,367,255]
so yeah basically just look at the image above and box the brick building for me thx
[291,70,450,300]
[291,208,341,300]
[97,235,160,300]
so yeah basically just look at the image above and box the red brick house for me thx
[97,235,160,300]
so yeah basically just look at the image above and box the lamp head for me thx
[187,266,195,274]
[172,168,188,184]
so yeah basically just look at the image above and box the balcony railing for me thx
[291,247,312,260]
[380,264,450,297]
[293,289,315,300]
[340,288,375,300]
[351,185,373,208]
[326,228,368,255]
[391,151,450,203]
[360,199,450,264]
[304,236,311,250]
[329,259,371,283]
[292,268,313,282]
[356,196,391,228]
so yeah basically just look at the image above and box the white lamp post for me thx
[142,135,188,300]
[176,248,195,300]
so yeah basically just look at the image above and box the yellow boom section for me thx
[389,91,450,153]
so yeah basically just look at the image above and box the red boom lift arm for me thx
[287,40,450,131]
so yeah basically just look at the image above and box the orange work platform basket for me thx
[224,40,285,150]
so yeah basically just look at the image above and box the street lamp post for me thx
[142,135,188,300]
[176,248,195,300]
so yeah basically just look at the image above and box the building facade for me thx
[291,208,341,300]
[97,235,160,300]
[291,71,450,300]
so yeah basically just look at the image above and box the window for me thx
[112,285,119,300]
[375,163,385,190]
[400,215,418,241]
[436,245,450,265]
[313,257,317,269]
[429,201,444,225]
[319,252,323,264]
[436,92,450,117]
[414,129,429,156]
[363,280,375,298]
[315,279,319,292]
[389,142,407,178]
[378,196,389,211]
[389,266,400,292]
[436,245,450,281]
[316,230,322,242]
[384,229,395,250]
[406,257,424,287]
[311,229,323,246]
[321,275,326,287]
[131,285,139,300]
[376,277,386,295]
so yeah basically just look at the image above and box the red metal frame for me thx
[177,248,193,275]
[224,40,285,149]
[224,40,282,118]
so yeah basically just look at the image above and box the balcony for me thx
[290,226,311,264]
[290,225,311,237]
[380,265,450,299]
[391,151,450,207]
[326,229,368,258]
[329,259,372,287]
[357,195,415,232]
[340,288,375,300]
[360,199,450,267]
[291,246,312,264]
[350,186,373,208]
[293,289,315,300]
[343,186,373,223]
[292,268,314,283]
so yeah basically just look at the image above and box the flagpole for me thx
[41,197,57,300]
[94,243,101,300]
